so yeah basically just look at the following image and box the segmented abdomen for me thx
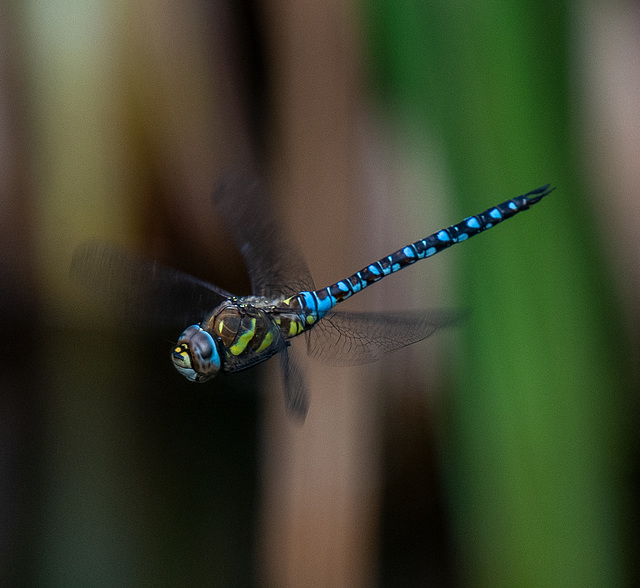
[284,184,552,326]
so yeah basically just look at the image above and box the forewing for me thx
[307,309,461,365]
[211,170,312,419]
[212,170,315,296]
[71,240,233,329]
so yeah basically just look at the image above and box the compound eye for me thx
[171,325,221,382]
[190,331,214,361]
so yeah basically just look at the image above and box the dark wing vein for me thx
[307,309,462,366]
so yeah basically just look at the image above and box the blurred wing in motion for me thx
[212,170,316,297]
[212,170,314,418]
[279,345,309,421]
[70,240,235,329]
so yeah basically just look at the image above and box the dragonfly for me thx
[71,172,553,420]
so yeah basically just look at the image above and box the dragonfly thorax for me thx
[204,299,285,361]
[172,299,289,383]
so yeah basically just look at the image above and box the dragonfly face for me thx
[171,324,221,382]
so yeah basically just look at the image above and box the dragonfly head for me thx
[172,325,221,382]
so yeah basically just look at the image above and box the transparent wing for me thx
[306,309,461,366]
[70,240,234,329]
[279,346,309,421]
[212,170,315,297]
[212,170,313,416]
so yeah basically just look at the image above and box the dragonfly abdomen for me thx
[286,184,553,324]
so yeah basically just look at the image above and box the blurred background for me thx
[0,0,638,585]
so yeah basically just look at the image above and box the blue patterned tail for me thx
[295,185,554,321]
